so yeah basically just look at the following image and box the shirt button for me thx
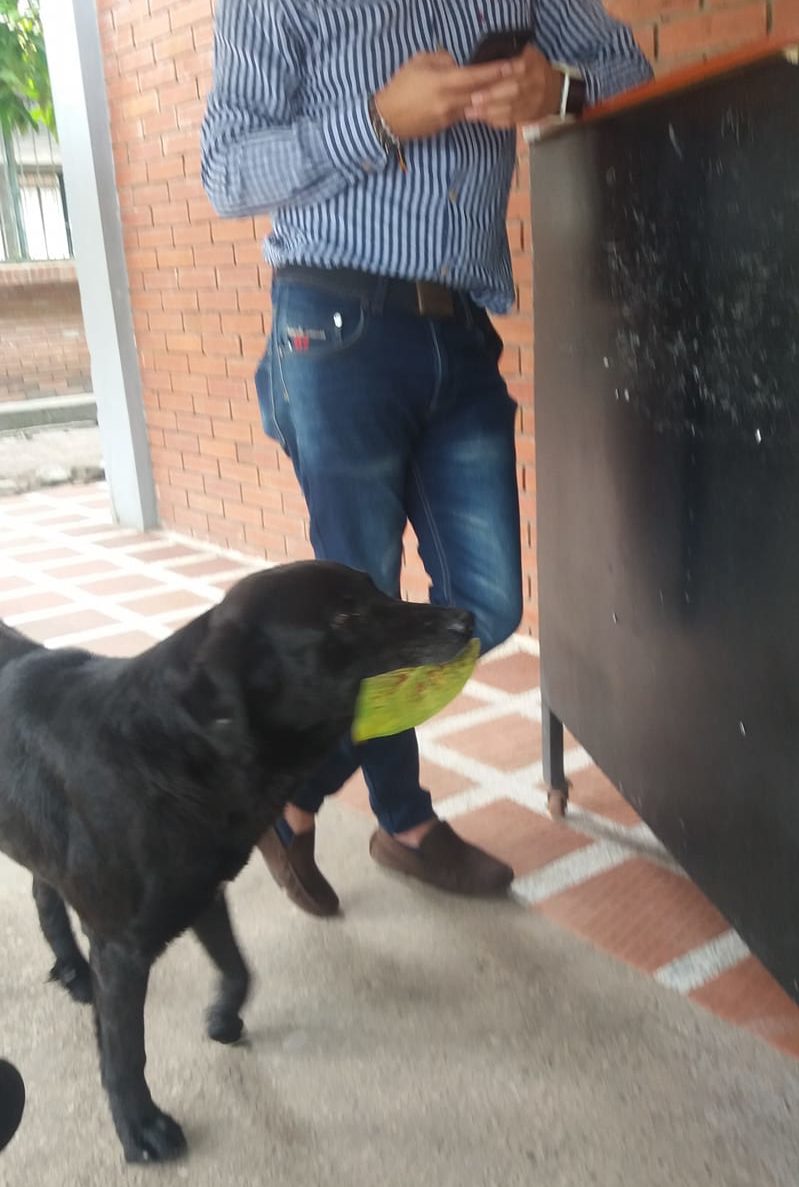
[448,187,459,203]
[440,264,450,279]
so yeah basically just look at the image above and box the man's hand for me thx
[374,52,517,141]
[464,45,562,129]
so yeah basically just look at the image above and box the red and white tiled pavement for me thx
[2,482,798,1060]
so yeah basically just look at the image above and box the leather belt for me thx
[274,264,469,322]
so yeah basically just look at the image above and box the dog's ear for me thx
[176,613,247,734]
[180,664,235,730]
[180,618,281,734]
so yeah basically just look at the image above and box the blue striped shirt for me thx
[201,0,652,313]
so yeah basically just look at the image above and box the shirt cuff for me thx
[580,67,601,107]
[582,56,654,106]
[318,96,389,181]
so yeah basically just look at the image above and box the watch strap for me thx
[367,95,407,172]
[552,63,587,118]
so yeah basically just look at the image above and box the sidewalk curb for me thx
[0,394,97,435]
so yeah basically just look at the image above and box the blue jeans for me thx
[255,274,522,834]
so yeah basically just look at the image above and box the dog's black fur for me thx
[0,560,473,1163]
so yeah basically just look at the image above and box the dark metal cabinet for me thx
[530,45,799,1002]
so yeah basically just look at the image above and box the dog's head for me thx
[182,561,474,748]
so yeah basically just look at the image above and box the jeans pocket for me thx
[273,283,367,363]
[255,343,289,452]
[477,309,505,364]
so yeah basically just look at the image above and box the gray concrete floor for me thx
[0,424,102,494]
[0,805,797,1186]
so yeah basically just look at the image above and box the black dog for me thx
[0,560,473,1163]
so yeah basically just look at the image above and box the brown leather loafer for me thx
[369,821,513,896]
[258,826,340,917]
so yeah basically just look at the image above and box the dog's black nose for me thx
[448,610,475,638]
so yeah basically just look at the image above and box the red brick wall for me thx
[0,263,92,402]
[96,0,787,633]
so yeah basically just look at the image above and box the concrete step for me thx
[0,393,97,434]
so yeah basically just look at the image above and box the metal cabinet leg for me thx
[542,700,569,818]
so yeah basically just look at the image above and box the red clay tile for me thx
[475,651,540,694]
[568,764,642,827]
[691,957,799,1059]
[440,713,541,771]
[212,573,256,592]
[0,497,35,514]
[51,560,120,580]
[160,555,242,578]
[60,523,119,538]
[454,798,591,878]
[85,574,167,599]
[23,608,119,643]
[431,691,485,720]
[153,610,215,632]
[42,482,102,501]
[25,513,87,527]
[0,576,34,595]
[121,588,211,616]
[0,590,73,618]
[76,494,111,508]
[536,858,729,973]
[127,543,203,563]
[419,758,475,801]
[92,533,157,550]
[83,631,161,657]
[6,546,78,564]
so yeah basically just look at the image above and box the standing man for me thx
[201,1,652,917]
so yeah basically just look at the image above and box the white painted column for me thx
[40,0,157,529]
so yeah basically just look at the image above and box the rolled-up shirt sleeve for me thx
[535,0,654,103]
[200,0,387,218]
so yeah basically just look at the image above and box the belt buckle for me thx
[415,281,455,320]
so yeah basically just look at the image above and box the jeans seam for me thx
[426,319,446,418]
[273,340,291,429]
[409,458,453,607]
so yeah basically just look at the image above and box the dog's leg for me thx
[89,937,187,1163]
[192,890,250,1045]
[32,877,92,1004]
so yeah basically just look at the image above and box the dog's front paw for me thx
[121,1107,187,1164]
[206,1004,244,1045]
[49,956,93,1004]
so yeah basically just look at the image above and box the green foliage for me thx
[0,0,54,137]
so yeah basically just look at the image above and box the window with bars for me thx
[0,126,71,263]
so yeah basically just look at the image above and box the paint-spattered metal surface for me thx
[531,52,799,1002]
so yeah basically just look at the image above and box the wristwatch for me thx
[367,94,406,172]
[552,63,588,118]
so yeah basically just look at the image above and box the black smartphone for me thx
[468,28,534,65]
